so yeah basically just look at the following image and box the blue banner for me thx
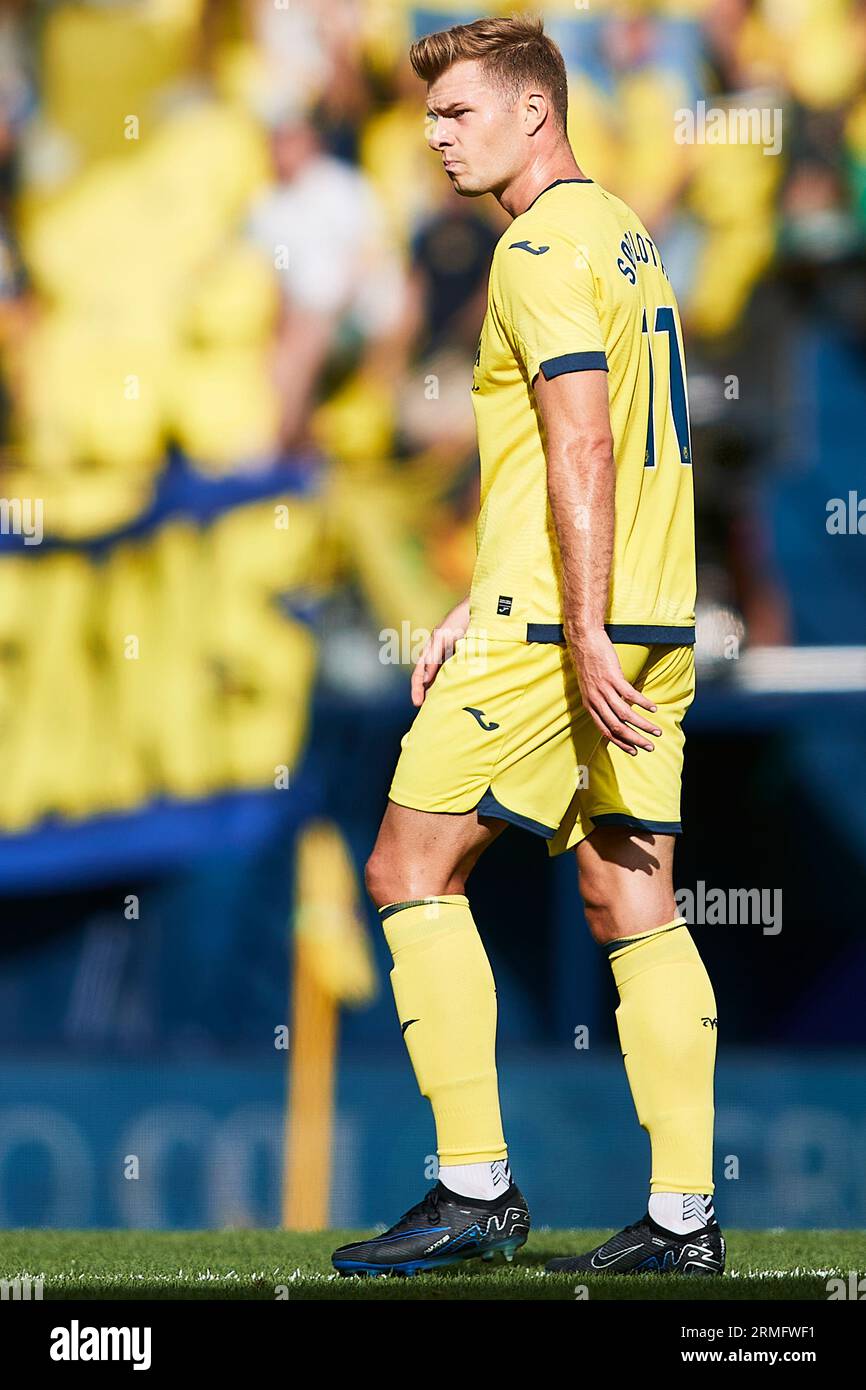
[1,1052,864,1230]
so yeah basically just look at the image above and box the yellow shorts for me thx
[389,635,695,855]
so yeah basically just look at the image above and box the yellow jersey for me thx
[469,177,695,646]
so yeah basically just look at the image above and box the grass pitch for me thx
[0,1228,863,1299]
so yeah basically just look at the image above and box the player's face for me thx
[425,60,524,197]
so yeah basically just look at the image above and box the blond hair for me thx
[410,14,569,131]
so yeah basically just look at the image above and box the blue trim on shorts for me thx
[591,814,682,834]
[476,790,556,840]
[525,623,696,645]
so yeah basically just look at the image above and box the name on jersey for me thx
[617,229,668,286]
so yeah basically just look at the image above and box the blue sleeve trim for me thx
[540,351,608,379]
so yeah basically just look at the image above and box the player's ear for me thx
[522,91,548,136]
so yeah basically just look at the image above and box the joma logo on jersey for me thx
[509,239,549,255]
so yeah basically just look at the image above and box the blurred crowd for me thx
[1,0,865,682]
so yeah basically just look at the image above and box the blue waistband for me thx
[526,623,696,645]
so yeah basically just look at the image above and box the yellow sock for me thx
[381,895,507,1164]
[607,918,716,1194]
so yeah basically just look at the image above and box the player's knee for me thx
[579,860,613,938]
[365,846,465,911]
[581,877,678,945]
[364,847,430,910]
[364,849,394,910]
[582,898,619,944]
[579,864,638,943]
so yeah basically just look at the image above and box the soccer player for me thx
[332,15,723,1278]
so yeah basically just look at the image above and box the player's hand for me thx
[411,597,470,707]
[570,628,662,755]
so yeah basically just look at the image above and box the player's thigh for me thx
[585,643,694,838]
[583,828,678,917]
[388,636,527,815]
[576,826,678,943]
[572,643,693,940]
[366,799,506,907]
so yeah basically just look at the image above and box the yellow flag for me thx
[294,821,377,1006]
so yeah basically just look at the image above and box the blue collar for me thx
[525,177,593,212]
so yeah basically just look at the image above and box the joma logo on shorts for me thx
[463,707,500,732]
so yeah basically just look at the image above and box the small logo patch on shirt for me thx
[509,240,550,256]
[497,596,513,616]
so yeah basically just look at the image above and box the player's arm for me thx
[410,595,470,707]
[534,369,661,756]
